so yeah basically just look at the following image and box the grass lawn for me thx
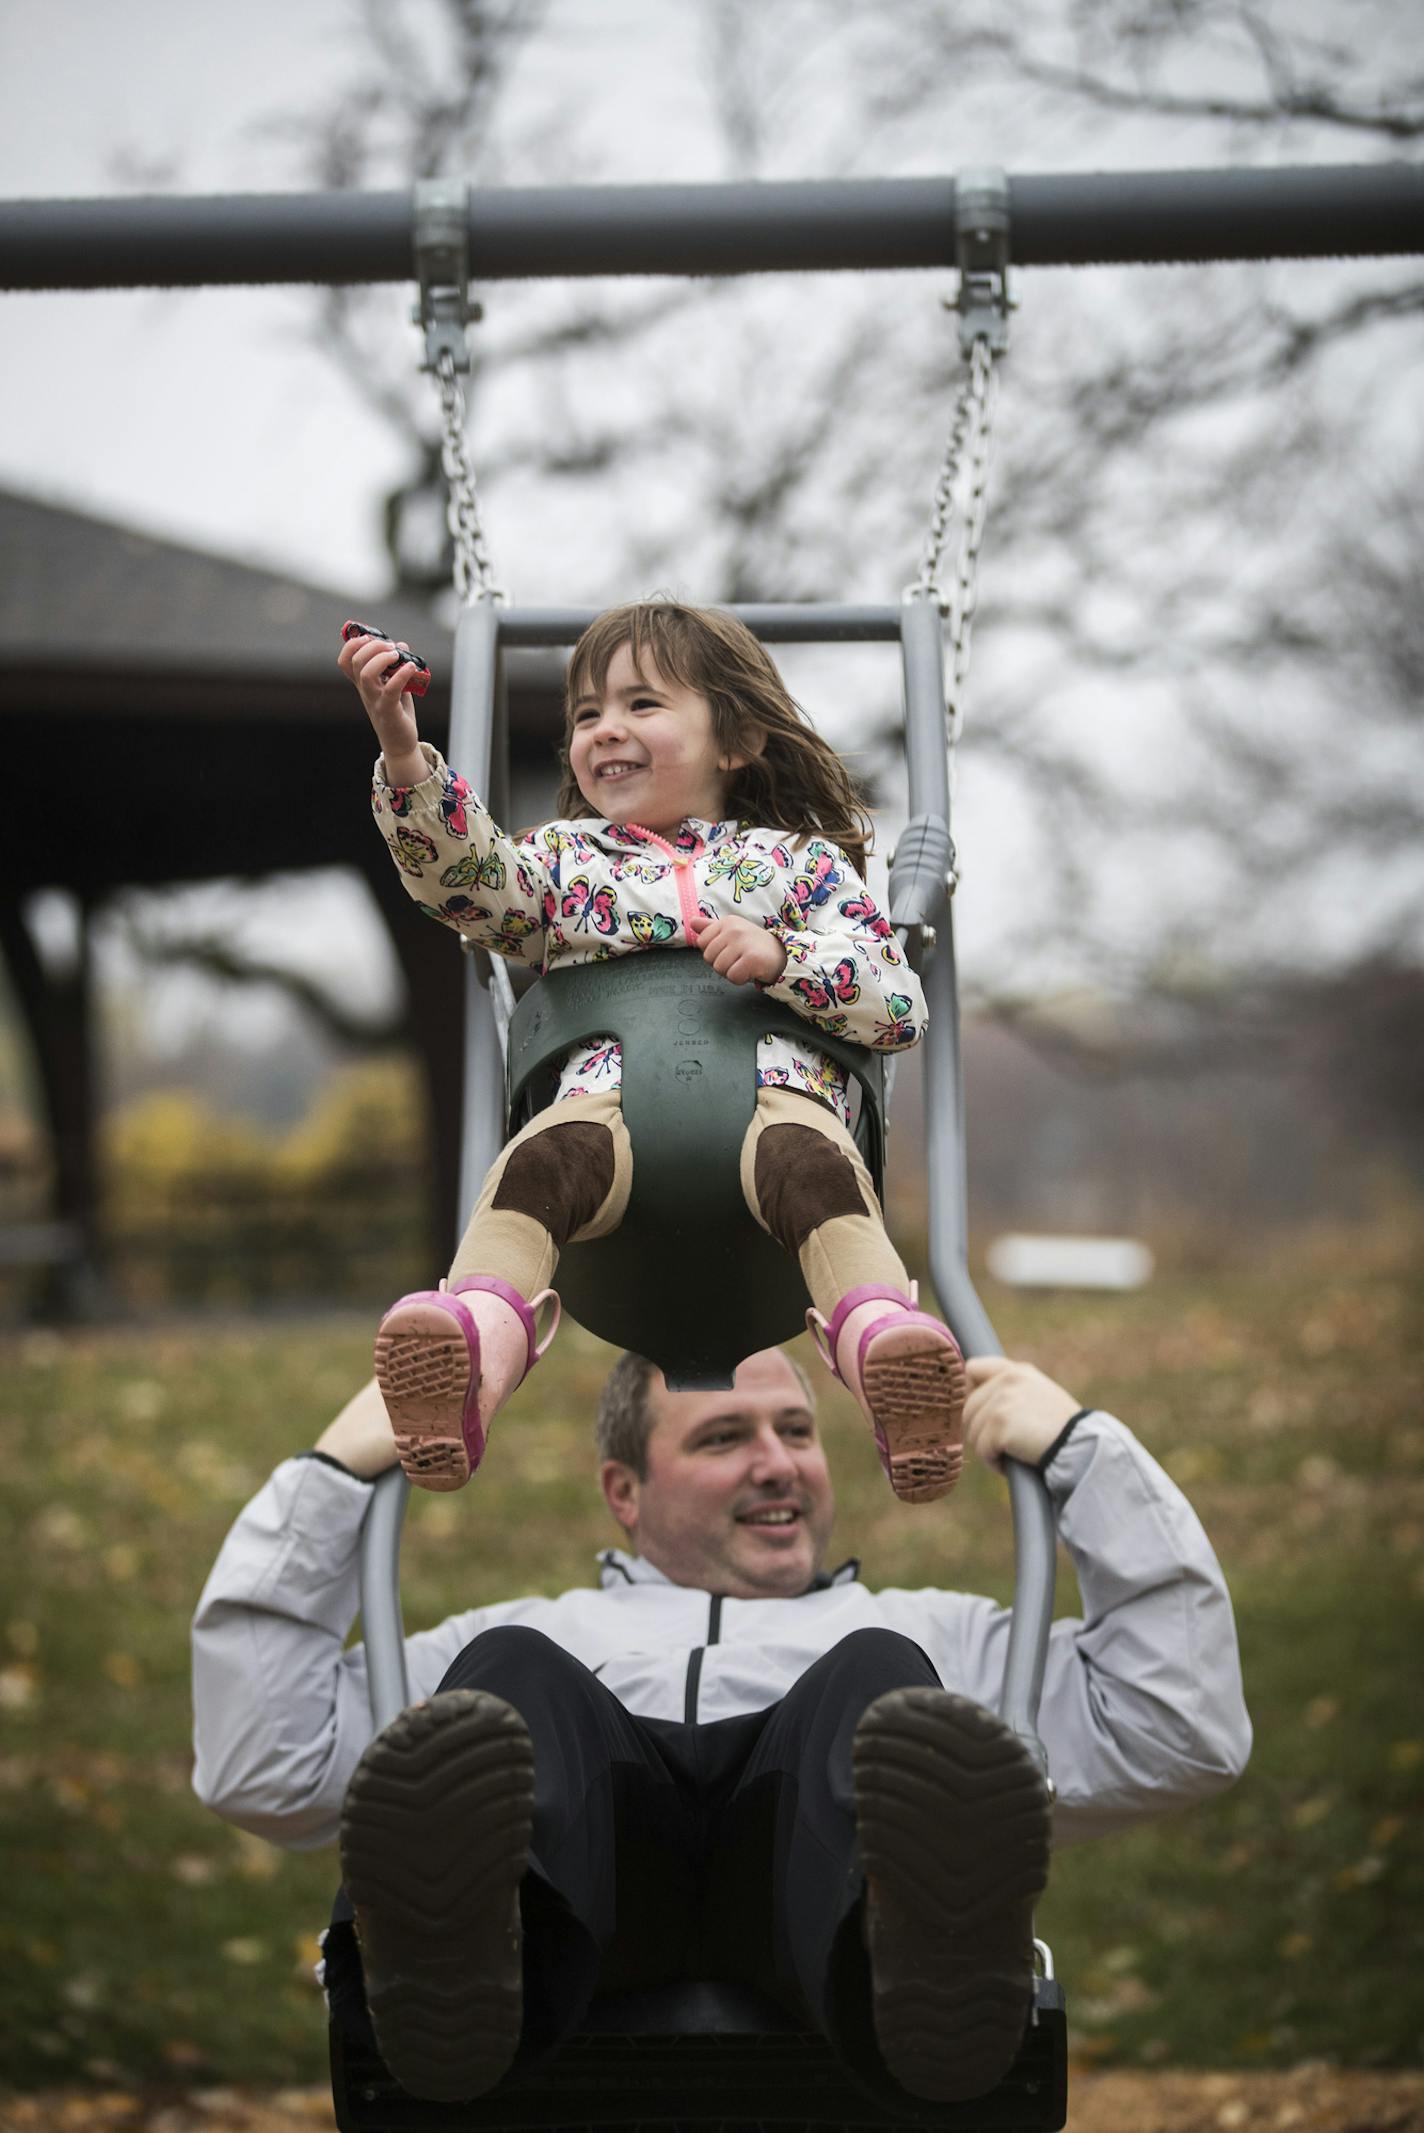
[2,1217,1421,2090]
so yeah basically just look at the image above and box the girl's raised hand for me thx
[696,914,788,987]
[338,632,427,788]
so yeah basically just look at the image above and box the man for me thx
[191,1347,1250,2109]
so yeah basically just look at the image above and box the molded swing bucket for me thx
[506,952,884,1390]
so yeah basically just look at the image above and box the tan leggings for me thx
[448,1084,908,1320]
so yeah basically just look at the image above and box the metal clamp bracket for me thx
[412,177,477,375]
[954,166,1013,357]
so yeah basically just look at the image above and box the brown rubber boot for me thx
[853,1687,1052,2101]
[338,1690,535,2101]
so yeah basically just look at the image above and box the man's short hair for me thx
[595,1348,818,1480]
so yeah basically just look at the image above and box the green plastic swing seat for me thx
[505,949,887,1390]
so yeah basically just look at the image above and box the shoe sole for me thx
[853,1688,1052,2102]
[861,1329,967,1504]
[374,1302,477,1491]
[338,1690,535,2102]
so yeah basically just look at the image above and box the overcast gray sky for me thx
[0,0,740,591]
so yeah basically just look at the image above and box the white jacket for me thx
[371,745,925,1124]
[191,1411,1250,1853]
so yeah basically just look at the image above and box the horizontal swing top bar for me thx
[498,604,906,646]
[1,165,1420,291]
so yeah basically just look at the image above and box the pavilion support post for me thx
[0,893,104,1319]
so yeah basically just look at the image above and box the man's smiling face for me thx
[600,1350,836,1598]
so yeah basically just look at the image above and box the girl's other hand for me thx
[696,914,788,986]
[338,632,427,787]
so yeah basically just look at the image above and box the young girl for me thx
[341,601,966,1505]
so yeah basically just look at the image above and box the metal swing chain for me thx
[433,347,507,607]
[945,338,997,742]
[904,335,991,609]
[903,333,996,748]
[412,180,506,605]
[905,165,1011,767]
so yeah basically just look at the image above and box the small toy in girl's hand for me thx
[341,619,432,696]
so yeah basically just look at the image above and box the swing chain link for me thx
[903,334,994,617]
[412,177,506,606]
[904,166,1010,762]
[434,348,507,607]
[946,339,997,741]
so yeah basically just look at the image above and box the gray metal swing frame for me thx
[356,594,1059,1778]
[341,170,1072,2119]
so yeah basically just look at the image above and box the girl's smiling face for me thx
[568,640,748,837]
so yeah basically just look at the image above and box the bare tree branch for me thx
[118,922,403,1050]
[849,0,1424,139]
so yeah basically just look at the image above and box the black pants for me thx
[326,1624,939,2085]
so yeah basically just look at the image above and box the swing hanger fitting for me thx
[951,167,1013,358]
[412,176,480,375]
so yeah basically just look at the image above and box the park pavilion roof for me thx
[0,487,562,894]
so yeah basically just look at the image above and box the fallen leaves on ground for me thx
[1070,2067,1424,2131]
[4,2070,1424,2133]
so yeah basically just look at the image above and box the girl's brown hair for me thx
[558,601,872,875]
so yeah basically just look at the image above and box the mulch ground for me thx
[3,2069,1424,2132]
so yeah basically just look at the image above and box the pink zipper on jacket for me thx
[625,823,706,942]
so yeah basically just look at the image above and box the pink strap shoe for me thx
[374,1276,560,1493]
[807,1283,967,1505]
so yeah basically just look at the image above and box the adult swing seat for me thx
[505,948,887,1388]
[335,171,1066,2130]
[337,599,1068,2133]
[331,1976,1068,2132]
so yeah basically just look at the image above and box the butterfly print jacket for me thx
[371,743,927,1126]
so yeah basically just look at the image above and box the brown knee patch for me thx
[493,1122,617,1247]
[754,1123,867,1254]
